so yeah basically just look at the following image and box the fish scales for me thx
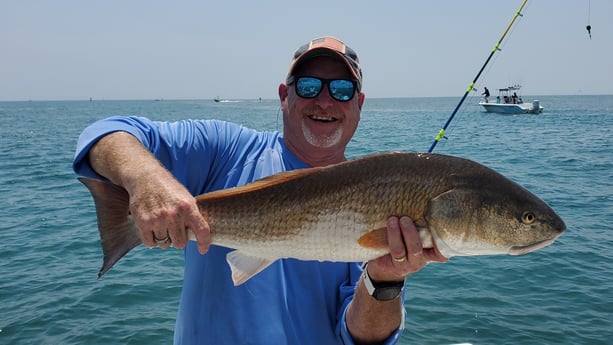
[196,153,451,261]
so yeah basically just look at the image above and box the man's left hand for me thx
[366,216,448,282]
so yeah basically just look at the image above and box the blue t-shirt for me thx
[73,116,403,345]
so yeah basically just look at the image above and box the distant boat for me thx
[478,85,544,114]
[213,97,240,103]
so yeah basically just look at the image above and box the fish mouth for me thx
[509,238,557,255]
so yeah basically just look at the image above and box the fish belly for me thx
[207,210,389,262]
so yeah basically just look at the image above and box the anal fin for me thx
[226,251,276,286]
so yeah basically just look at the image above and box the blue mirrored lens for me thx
[329,80,355,101]
[296,77,323,98]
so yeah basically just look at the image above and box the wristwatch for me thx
[361,263,405,301]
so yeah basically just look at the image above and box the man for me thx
[482,87,490,103]
[73,36,446,344]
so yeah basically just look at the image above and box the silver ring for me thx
[154,234,170,244]
[393,255,407,263]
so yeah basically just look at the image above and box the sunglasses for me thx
[288,76,358,102]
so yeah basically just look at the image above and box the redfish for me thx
[79,152,565,285]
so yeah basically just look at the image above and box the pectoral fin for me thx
[357,226,435,250]
[357,227,389,249]
[226,251,276,286]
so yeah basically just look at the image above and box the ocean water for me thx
[1,95,611,344]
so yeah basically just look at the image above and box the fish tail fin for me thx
[79,178,142,278]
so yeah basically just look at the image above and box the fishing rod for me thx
[427,0,529,153]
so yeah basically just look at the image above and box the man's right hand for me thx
[89,131,212,254]
[128,173,211,254]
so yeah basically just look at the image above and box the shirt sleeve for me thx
[73,115,158,180]
[336,263,405,345]
[72,116,246,191]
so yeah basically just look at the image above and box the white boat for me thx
[478,85,544,114]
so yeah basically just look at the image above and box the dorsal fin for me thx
[197,166,323,201]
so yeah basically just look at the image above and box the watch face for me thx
[373,286,403,301]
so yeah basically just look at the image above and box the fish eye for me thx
[521,211,536,224]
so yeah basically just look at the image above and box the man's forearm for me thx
[89,131,171,193]
[345,276,403,344]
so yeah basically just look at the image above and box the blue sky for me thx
[1,0,611,101]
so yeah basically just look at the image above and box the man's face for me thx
[279,55,364,165]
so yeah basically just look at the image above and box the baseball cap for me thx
[286,36,362,91]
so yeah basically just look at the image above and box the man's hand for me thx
[128,174,211,254]
[367,216,448,283]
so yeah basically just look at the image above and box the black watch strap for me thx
[362,263,405,301]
